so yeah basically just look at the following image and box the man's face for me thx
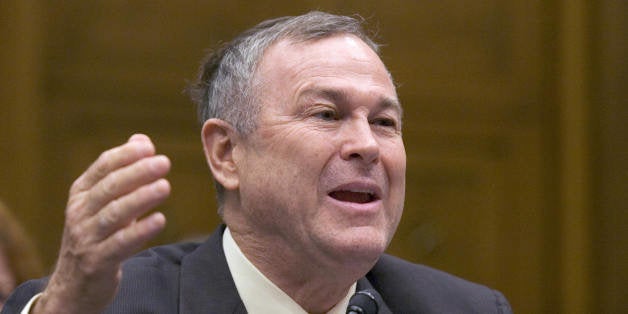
[234,34,406,265]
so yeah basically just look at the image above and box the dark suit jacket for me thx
[2,225,512,313]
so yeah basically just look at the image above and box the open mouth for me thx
[328,190,378,204]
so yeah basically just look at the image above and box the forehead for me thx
[254,34,398,106]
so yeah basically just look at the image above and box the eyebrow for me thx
[300,88,403,116]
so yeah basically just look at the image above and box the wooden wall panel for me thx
[592,1,628,313]
[0,0,47,267]
[5,1,625,313]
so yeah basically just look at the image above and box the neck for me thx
[228,226,374,313]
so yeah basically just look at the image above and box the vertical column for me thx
[557,0,592,313]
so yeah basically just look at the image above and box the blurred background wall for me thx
[0,1,625,313]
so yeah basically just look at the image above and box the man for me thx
[3,11,512,313]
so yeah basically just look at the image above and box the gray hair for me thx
[188,11,381,207]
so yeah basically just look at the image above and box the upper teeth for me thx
[346,189,372,194]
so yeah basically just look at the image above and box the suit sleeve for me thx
[1,278,47,314]
[492,288,513,314]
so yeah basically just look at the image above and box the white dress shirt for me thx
[223,227,356,314]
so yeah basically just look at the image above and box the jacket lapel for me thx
[179,225,247,314]
[178,225,390,314]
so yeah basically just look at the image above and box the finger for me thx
[84,155,170,215]
[98,211,166,262]
[70,134,156,195]
[128,133,152,143]
[89,178,170,241]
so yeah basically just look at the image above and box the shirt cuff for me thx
[20,293,41,314]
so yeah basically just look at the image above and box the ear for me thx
[201,118,240,191]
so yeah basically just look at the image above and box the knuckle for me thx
[101,173,119,198]
[65,196,85,217]
[69,177,84,194]
[66,223,86,243]
[94,151,113,177]
[114,229,128,246]
[99,202,120,229]
[97,149,111,165]
[77,255,100,277]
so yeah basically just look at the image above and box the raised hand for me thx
[33,134,171,314]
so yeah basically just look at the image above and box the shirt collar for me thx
[223,227,356,314]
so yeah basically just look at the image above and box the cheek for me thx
[269,131,333,184]
[383,141,406,183]
[240,146,324,213]
[383,142,406,214]
[242,126,338,213]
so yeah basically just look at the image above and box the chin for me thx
[329,226,391,264]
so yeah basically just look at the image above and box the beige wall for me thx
[1,1,625,313]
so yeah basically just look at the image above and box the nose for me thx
[339,118,380,165]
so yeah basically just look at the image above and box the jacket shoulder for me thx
[368,254,512,314]
[0,241,203,314]
[124,240,201,269]
[103,241,202,313]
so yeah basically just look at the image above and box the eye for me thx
[313,109,339,121]
[371,117,398,129]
